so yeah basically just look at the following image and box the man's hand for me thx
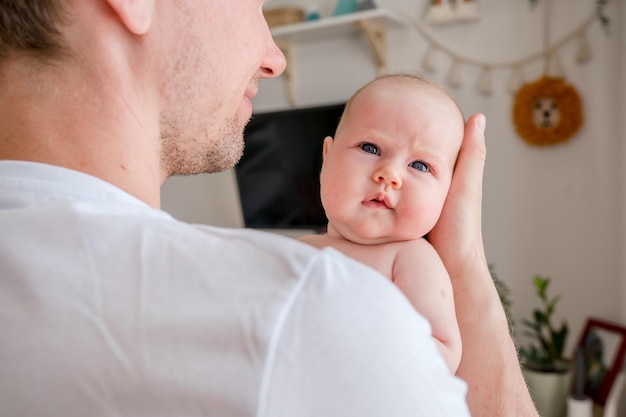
[428,113,487,284]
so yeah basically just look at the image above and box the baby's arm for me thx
[393,238,461,373]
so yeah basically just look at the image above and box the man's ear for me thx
[106,0,154,35]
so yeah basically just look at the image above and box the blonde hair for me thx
[338,73,464,131]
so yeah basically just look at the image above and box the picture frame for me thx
[576,317,626,405]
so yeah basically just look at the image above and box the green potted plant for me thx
[519,275,572,417]
[520,275,569,372]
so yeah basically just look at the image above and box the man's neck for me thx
[0,60,162,208]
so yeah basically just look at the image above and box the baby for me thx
[299,74,465,373]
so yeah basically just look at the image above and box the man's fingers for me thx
[450,113,486,203]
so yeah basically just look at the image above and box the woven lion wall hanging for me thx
[512,75,583,146]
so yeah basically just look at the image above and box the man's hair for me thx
[0,0,67,58]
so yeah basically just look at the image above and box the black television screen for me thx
[236,103,346,232]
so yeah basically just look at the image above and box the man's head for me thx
[320,74,465,244]
[155,1,287,178]
[0,1,286,191]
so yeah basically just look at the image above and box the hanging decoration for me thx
[406,1,609,96]
[512,0,583,146]
[412,0,596,145]
[424,0,479,25]
[512,76,582,146]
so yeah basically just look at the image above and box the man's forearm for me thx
[454,268,539,417]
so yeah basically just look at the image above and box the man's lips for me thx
[245,80,260,102]
[243,86,257,115]
[245,87,257,101]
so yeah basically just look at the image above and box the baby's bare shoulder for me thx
[395,237,441,264]
[397,237,434,251]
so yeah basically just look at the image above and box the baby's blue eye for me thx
[411,161,429,172]
[361,143,379,155]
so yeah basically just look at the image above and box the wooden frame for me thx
[576,317,626,405]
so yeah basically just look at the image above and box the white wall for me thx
[162,0,626,357]
[162,171,244,228]
[615,0,626,322]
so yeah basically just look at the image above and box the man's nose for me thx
[260,38,287,79]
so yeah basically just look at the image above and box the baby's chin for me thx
[343,229,426,246]
[327,220,428,245]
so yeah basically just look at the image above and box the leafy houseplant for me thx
[519,275,570,373]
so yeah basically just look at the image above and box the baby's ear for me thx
[106,0,154,35]
[322,136,334,159]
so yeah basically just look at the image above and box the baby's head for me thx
[320,74,465,244]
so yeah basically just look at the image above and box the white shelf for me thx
[271,8,408,42]
[270,8,409,105]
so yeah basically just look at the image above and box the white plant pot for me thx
[523,367,573,417]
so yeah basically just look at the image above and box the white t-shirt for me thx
[0,160,470,417]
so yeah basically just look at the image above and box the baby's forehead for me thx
[354,80,462,123]
[370,79,463,142]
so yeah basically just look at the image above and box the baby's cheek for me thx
[404,202,439,236]
[320,188,345,218]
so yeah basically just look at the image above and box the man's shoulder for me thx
[168,223,387,285]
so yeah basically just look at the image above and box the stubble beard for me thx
[158,15,247,178]
[160,113,246,177]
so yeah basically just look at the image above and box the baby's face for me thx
[320,79,464,244]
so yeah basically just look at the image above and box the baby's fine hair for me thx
[341,73,464,122]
